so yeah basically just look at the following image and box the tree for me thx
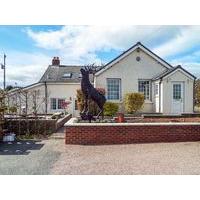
[194,79,200,107]
[5,87,50,136]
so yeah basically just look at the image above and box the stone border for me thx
[56,114,72,130]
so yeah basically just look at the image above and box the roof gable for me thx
[95,42,173,76]
[152,65,196,81]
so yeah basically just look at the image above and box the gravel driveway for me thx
[1,139,200,175]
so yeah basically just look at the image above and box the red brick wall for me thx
[65,124,200,145]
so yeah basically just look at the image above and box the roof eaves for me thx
[39,65,51,82]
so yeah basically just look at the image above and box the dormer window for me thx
[62,73,72,78]
[78,73,82,78]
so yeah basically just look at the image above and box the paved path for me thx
[0,140,62,175]
[1,139,200,174]
[50,127,65,139]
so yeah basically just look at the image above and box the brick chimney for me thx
[52,57,60,66]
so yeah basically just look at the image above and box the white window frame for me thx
[106,78,121,100]
[138,79,151,100]
[155,83,159,96]
[173,84,182,100]
[50,98,57,110]
[50,98,66,110]
[57,98,66,109]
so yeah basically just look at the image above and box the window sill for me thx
[106,99,153,104]
[144,100,153,104]
[107,99,123,103]
[51,109,65,111]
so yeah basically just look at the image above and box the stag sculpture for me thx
[80,66,106,122]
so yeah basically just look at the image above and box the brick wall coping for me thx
[65,118,200,127]
[56,114,72,123]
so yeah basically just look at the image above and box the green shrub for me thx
[103,102,119,116]
[124,92,144,114]
[76,88,105,116]
[8,106,17,113]
[76,89,85,111]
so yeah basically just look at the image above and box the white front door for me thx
[72,97,79,117]
[172,82,184,114]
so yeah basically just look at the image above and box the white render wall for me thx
[7,82,81,116]
[161,70,194,114]
[95,49,168,113]
[154,81,160,113]
[46,83,80,116]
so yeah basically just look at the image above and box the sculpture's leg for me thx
[96,109,103,119]
[86,98,90,114]
[101,109,104,120]
[82,96,88,114]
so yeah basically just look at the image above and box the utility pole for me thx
[3,54,6,90]
[1,54,6,90]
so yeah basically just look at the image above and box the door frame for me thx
[171,81,185,114]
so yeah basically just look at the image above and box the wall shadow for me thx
[0,140,44,155]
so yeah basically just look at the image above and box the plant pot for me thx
[117,113,125,123]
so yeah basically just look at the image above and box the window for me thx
[50,98,66,110]
[62,73,72,78]
[107,78,121,100]
[50,98,57,110]
[138,80,150,100]
[58,99,65,109]
[173,84,181,100]
[155,84,159,96]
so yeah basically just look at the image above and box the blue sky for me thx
[0,25,200,87]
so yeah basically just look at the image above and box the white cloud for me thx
[26,25,181,65]
[153,26,200,58]
[0,51,50,87]
[4,25,200,88]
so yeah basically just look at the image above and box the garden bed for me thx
[65,117,200,145]
[5,114,72,136]
[119,116,200,123]
[77,116,200,123]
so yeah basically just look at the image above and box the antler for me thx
[84,65,89,71]
[83,63,96,73]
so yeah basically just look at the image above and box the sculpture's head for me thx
[80,68,89,76]
[81,65,94,77]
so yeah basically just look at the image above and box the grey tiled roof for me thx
[39,65,99,83]
[151,67,176,81]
